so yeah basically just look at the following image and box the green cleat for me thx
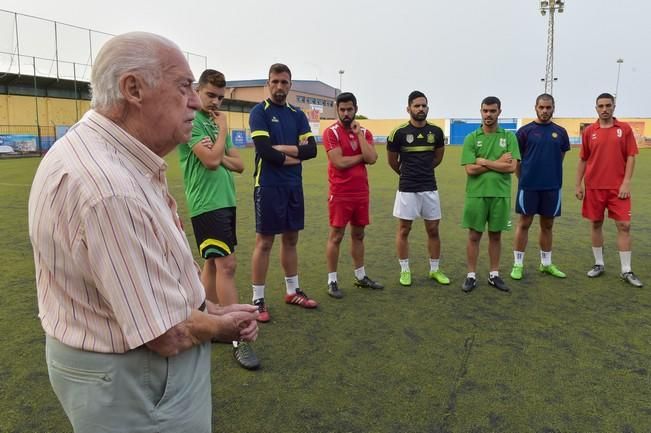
[429,270,450,285]
[399,270,412,286]
[510,264,524,280]
[539,263,566,278]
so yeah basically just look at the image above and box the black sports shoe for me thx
[233,342,260,370]
[354,276,384,290]
[327,281,343,298]
[488,275,510,292]
[462,277,477,293]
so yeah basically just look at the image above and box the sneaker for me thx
[233,342,260,370]
[354,275,384,290]
[284,289,318,308]
[461,277,477,293]
[539,263,566,278]
[587,264,605,278]
[488,275,510,292]
[399,270,412,286]
[510,264,524,280]
[253,298,270,323]
[620,271,643,288]
[327,281,343,298]
[429,270,450,285]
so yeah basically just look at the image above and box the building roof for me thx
[227,79,337,98]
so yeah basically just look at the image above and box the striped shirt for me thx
[28,110,205,354]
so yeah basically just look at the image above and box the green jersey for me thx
[179,110,236,217]
[460,126,520,198]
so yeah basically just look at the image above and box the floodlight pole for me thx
[615,58,624,100]
[540,0,565,95]
[338,69,344,93]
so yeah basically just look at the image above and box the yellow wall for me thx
[522,117,651,139]
[318,118,446,137]
[0,95,89,130]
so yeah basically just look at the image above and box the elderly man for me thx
[28,32,258,433]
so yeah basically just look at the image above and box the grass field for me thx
[1,145,651,433]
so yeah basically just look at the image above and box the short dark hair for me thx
[198,69,226,88]
[481,96,501,109]
[268,63,292,80]
[336,92,357,108]
[536,93,555,106]
[408,90,427,105]
[596,92,615,104]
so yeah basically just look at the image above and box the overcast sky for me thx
[1,0,649,119]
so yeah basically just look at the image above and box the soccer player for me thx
[510,93,570,280]
[322,92,383,299]
[249,63,318,321]
[460,96,520,293]
[387,90,450,287]
[178,69,259,370]
[575,93,643,287]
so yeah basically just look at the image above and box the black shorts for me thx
[254,185,304,235]
[515,188,562,217]
[190,207,237,259]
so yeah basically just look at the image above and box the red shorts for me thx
[582,189,631,222]
[328,195,370,228]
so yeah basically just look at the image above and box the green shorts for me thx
[462,196,512,232]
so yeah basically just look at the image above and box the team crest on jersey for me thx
[271,116,280,123]
[552,132,558,138]
[499,138,507,148]
[476,140,483,147]
[591,133,597,140]
[617,128,622,138]
[427,132,435,144]
[406,134,414,143]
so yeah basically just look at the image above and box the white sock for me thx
[252,284,265,302]
[328,272,338,284]
[285,275,299,294]
[489,271,499,278]
[592,247,604,266]
[514,251,524,266]
[467,272,476,279]
[232,341,238,348]
[399,259,410,272]
[540,251,552,266]
[619,251,632,273]
[429,259,440,272]
[354,266,366,280]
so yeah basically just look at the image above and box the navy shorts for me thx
[515,188,562,217]
[191,207,237,258]
[254,185,304,234]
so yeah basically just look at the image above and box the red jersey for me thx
[322,121,373,197]
[580,119,638,189]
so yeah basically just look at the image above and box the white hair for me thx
[90,32,181,111]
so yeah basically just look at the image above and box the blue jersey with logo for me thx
[516,121,570,190]
[249,99,312,187]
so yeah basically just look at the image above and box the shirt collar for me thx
[593,117,622,129]
[476,125,505,136]
[84,110,167,178]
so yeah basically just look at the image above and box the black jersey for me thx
[387,122,445,192]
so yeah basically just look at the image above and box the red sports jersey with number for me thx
[580,119,638,189]
[322,121,373,197]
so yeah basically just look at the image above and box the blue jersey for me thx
[516,121,570,190]
[249,99,313,187]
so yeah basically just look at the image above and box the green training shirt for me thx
[460,126,520,198]
[179,110,236,217]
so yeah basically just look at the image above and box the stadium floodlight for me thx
[540,0,565,95]
[615,58,624,100]
[338,69,345,92]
